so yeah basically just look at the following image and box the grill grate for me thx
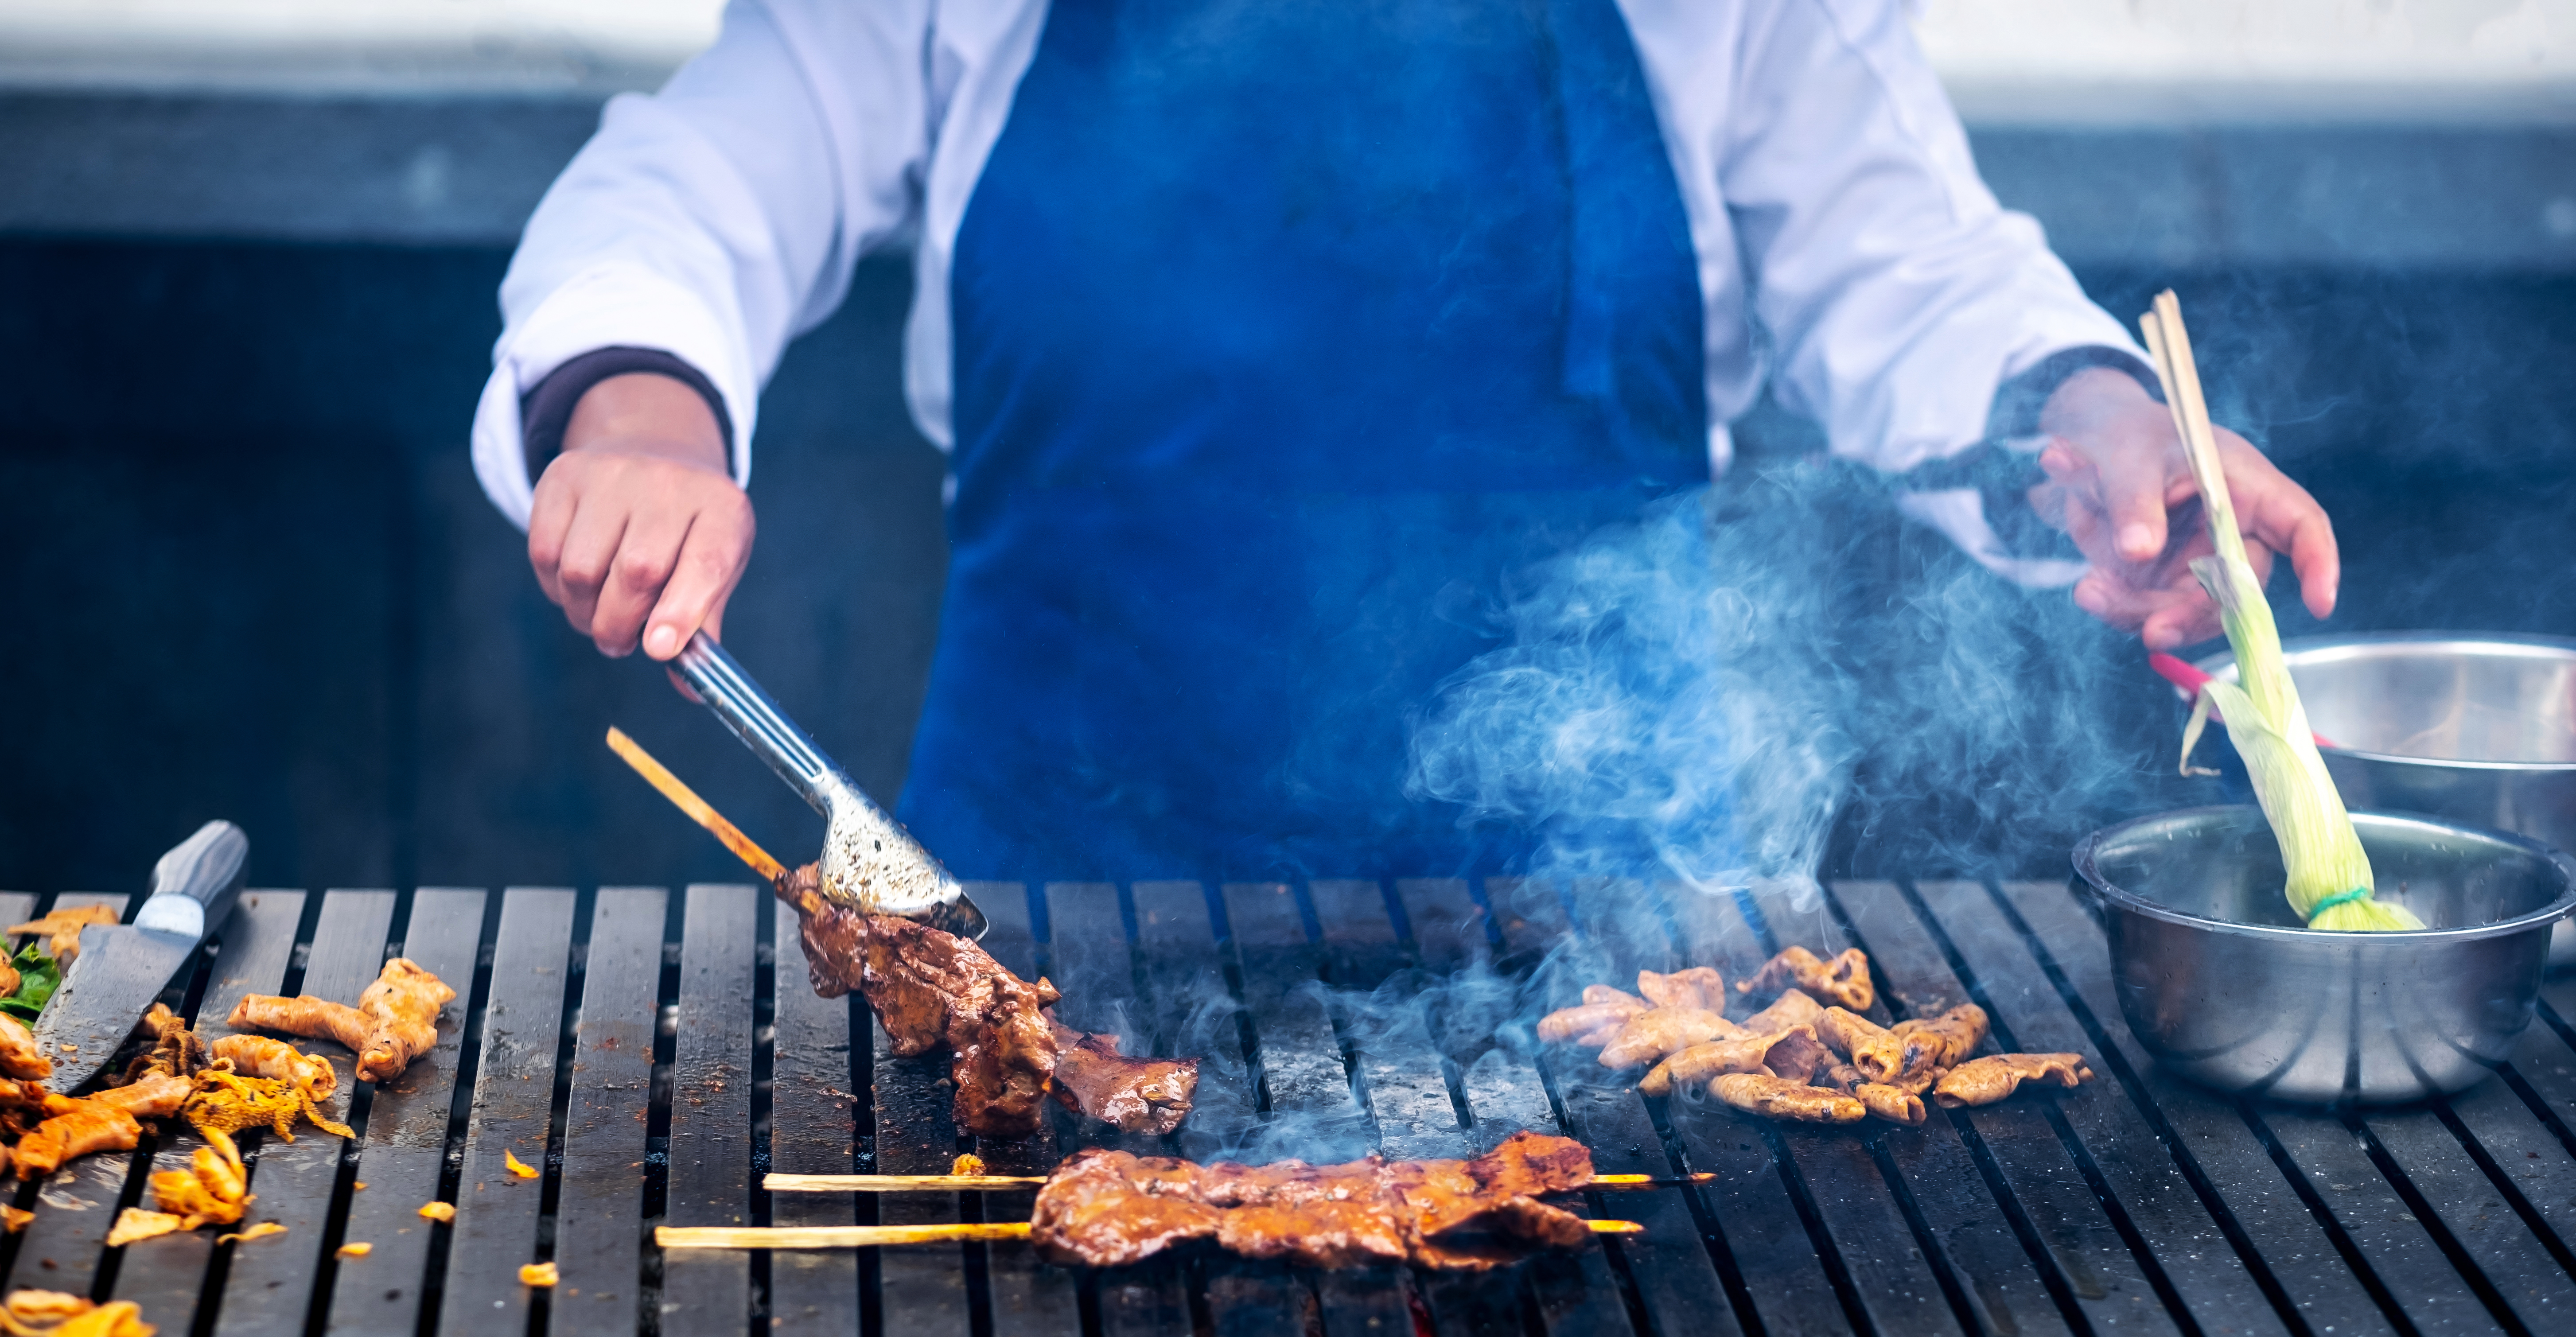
[0,874,2572,1336]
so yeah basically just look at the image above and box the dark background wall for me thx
[3,92,2572,894]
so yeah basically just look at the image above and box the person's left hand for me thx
[2027,367,2339,649]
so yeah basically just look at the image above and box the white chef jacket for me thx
[471,0,2143,586]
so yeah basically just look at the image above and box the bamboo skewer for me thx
[605,726,789,884]
[764,1172,1712,1193]
[659,1220,1646,1251]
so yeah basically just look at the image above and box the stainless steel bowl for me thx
[2072,807,2576,1104]
[2192,634,2576,965]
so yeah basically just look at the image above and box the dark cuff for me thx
[519,346,736,485]
[1893,345,2160,560]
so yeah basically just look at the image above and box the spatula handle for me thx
[134,820,247,939]
[671,632,844,816]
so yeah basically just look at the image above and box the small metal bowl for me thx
[2072,806,2576,1104]
[2191,634,2576,964]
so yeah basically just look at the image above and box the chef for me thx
[472,0,2338,882]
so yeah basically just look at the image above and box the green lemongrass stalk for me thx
[2142,293,2421,932]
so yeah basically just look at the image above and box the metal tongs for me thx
[672,631,986,940]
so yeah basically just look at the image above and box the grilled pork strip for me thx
[1029,1131,1596,1270]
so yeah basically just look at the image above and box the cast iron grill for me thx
[0,871,2571,1336]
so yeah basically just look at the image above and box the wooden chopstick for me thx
[604,726,788,884]
[2137,291,2245,563]
[658,1220,1646,1250]
[763,1172,1714,1193]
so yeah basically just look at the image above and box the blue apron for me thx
[897,0,1707,882]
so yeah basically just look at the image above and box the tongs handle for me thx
[672,632,842,817]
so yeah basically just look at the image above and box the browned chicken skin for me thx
[1537,985,1647,1046]
[0,1014,51,1082]
[1634,967,1724,1011]
[1638,1026,1818,1098]
[14,1099,142,1176]
[227,956,454,1084]
[1739,988,1824,1036]
[1736,946,1874,1012]
[1707,1073,1866,1123]
[1933,1053,2093,1107]
[1030,1131,1596,1270]
[1817,1064,1927,1125]
[1595,1007,1743,1069]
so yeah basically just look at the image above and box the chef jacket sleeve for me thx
[469,0,930,529]
[1715,0,2148,584]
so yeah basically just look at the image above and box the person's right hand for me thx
[526,371,754,663]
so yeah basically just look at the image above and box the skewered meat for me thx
[1739,988,1824,1036]
[1047,1020,1199,1135]
[1705,1073,1866,1124]
[1735,946,1873,1012]
[7,905,120,968]
[1029,1131,1596,1271]
[1637,1026,1818,1098]
[1596,1008,1742,1069]
[782,864,1199,1139]
[0,1016,49,1082]
[785,867,1061,1138]
[1817,1064,1926,1126]
[1932,1054,2093,1108]
[1634,968,1724,1011]
[228,957,455,1083]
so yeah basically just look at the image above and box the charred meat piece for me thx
[783,866,1065,1139]
[1706,1073,1866,1124]
[1933,1053,2093,1108]
[1595,1007,1743,1069]
[1028,1134,1598,1271]
[1634,967,1724,1011]
[120,1003,208,1084]
[1736,946,1873,1012]
[1761,1029,1833,1084]
[1047,1019,1200,1135]
[1028,1149,1226,1268]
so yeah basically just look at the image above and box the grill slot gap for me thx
[636,890,687,1337]
[411,889,507,1337]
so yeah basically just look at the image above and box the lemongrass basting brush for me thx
[2139,291,2421,932]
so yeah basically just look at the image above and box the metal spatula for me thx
[672,632,986,940]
